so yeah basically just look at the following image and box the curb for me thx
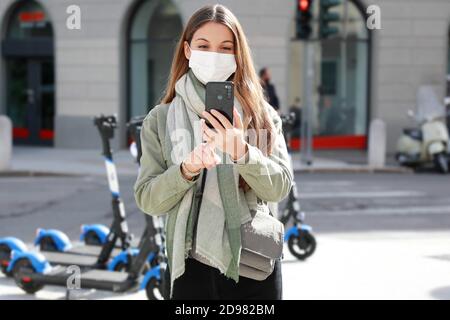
[0,170,84,177]
[2,167,414,177]
[294,166,414,174]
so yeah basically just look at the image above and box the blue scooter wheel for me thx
[39,236,59,252]
[84,231,103,246]
[288,231,316,261]
[145,277,163,300]
[13,258,44,294]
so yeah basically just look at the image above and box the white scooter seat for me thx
[403,128,422,141]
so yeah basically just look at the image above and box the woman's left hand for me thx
[202,107,248,161]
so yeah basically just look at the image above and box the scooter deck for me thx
[43,252,101,267]
[32,266,138,292]
[66,245,122,257]
[50,238,140,256]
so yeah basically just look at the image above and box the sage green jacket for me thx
[134,101,293,220]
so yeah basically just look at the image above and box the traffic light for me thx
[319,0,340,39]
[295,0,314,40]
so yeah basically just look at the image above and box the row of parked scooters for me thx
[0,112,316,299]
[0,115,166,299]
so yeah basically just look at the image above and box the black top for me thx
[262,81,280,110]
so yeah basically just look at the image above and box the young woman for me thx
[134,4,293,300]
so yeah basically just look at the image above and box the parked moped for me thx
[396,86,449,173]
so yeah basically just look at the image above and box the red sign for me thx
[290,135,367,150]
[12,128,54,141]
[19,11,45,23]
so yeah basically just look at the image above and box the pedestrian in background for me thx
[260,67,280,112]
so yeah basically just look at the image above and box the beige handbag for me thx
[239,203,284,281]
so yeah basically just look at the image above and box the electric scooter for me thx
[9,214,165,300]
[36,115,133,253]
[1,116,135,276]
[127,114,167,300]
[8,116,166,300]
[396,86,449,173]
[279,112,317,260]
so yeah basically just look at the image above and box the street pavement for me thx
[1,171,450,299]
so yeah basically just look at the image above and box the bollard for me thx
[0,115,12,171]
[367,119,386,168]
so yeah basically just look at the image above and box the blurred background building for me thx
[0,0,449,152]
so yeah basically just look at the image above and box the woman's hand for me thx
[202,107,248,161]
[181,140,221,180]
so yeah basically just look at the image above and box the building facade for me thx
[0,0,449,152]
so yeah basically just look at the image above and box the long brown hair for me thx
[161,4,275,155]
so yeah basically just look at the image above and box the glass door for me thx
[6,58,54,145]
[6,58,28,140]
[39,59,55,141]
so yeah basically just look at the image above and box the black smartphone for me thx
[205,81,234,129]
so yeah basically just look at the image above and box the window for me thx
[288,0,370,149]
[128,0,182,119]
[6,1,53,39]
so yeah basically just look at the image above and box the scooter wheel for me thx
[39,236,58,252]
[145,278,164,300]
[0,244,13,277]
[113,261,129,273]
[434,153,449,174]
[13,258,44,294]
[84,231,102,246]
[288,231,316,260]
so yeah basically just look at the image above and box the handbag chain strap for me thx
[192,169,208,238]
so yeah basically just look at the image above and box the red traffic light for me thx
[296,0,313,39]
[298,0,310,11]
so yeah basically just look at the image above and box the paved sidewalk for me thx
[1,230,450,300]
[1,147,410,177]
[283,230,450,300]
[288,151,409,173]
[3,146,139,177]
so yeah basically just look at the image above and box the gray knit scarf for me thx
[164,70,252,296]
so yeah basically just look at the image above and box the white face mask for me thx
[188,45,237,84]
